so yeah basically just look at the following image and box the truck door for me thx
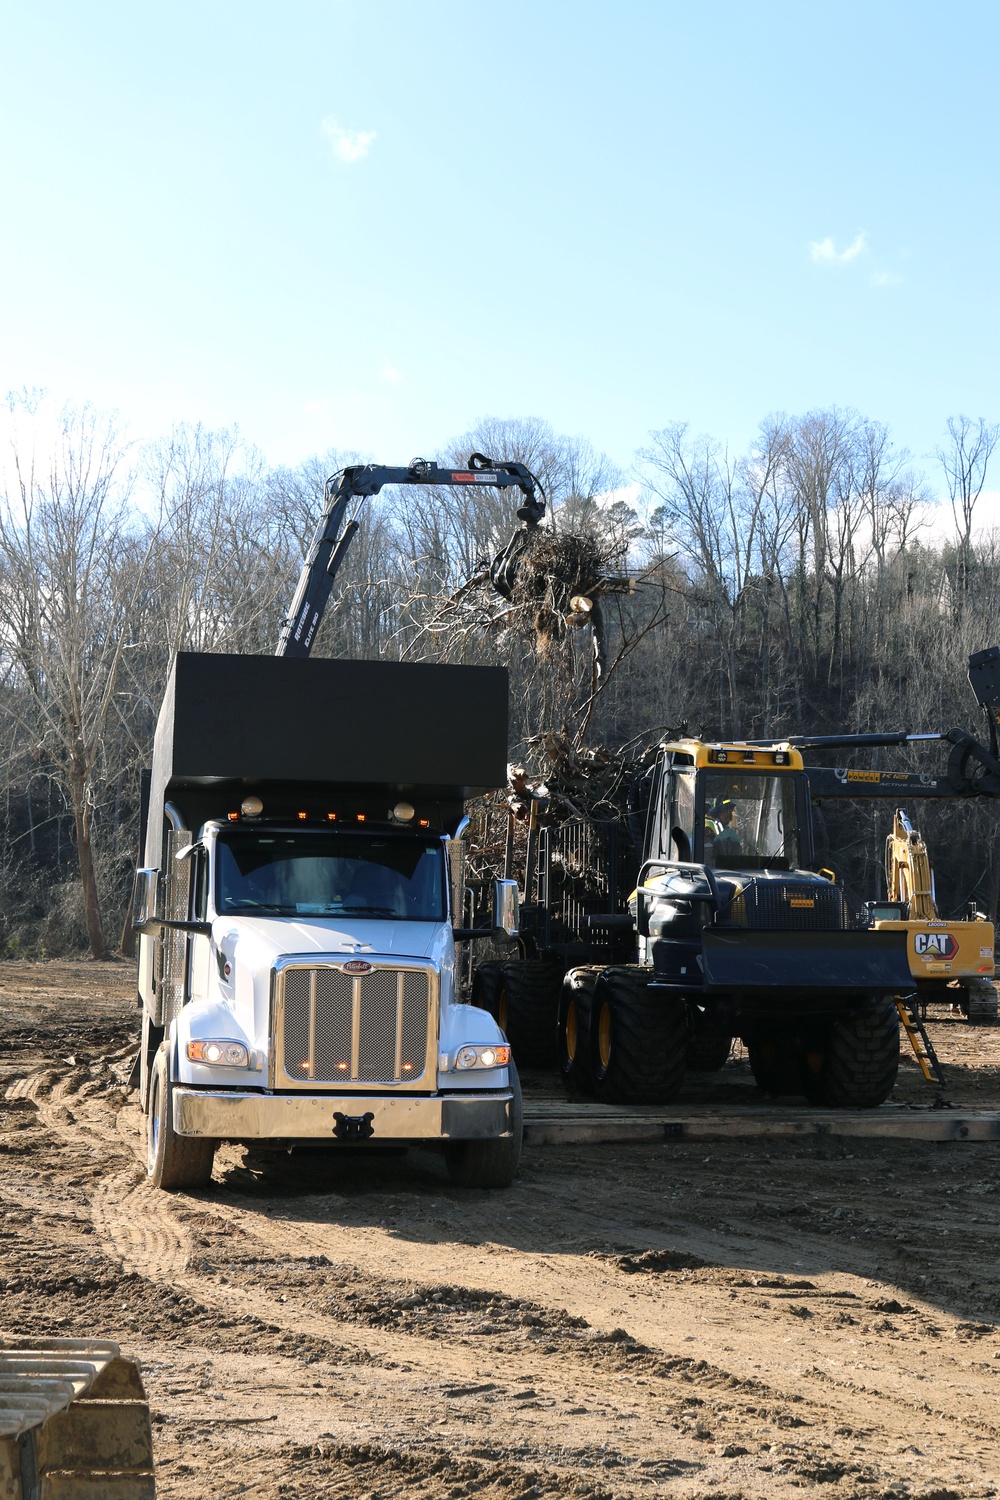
[186,844,211,1004]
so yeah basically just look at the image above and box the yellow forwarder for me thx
[479,647,1000,1106]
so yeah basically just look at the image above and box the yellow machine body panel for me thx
[872,917,995,981]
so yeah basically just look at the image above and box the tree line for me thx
[1,390,998,958]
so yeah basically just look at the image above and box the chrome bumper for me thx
[172,1087,514,1142]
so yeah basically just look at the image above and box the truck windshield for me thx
[215,830,446,921]
[703,772,801,870]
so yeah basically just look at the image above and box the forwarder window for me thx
[703,773,800,871]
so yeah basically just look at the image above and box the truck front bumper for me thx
[171,1087,514,1143]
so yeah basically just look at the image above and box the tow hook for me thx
[333,1111,375,1141]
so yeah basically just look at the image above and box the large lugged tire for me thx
[590,969,687,1105]
[817,997,900,1108]
[687,1034,733,1072]
[147,1047,215,1190]
[470,960,506,1018]
[961,978,999,1025]
[445,1063,523,1188]
[497,960,564,1068]
[558,968,601,1092]
[748,1037,808,1097]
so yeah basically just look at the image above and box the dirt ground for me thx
[2,961,1000,1500]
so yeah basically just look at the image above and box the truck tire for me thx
[816,997,901,1108]
[444,1063,523,1189]
[147,1047,215,1190]
[557,968,600,1092]
[469,960,506,1018]
[687,1034,733,1071]
[590,969,686,1105]
[497,960,564,1068]
[961,978,999,1024]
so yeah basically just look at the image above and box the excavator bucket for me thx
[701,927,914,1000]
[0,1338,155,1499]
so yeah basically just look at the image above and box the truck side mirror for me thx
[131,868,160,933]
[493,879,519,938]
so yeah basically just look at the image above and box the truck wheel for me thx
[469,960,506,1018]
[816,997,900,1108]
[961,978,999,1025]
[558,968,600,1092]
[497,960,564,1068]
[687,1034,733,1071]
[590,969,686,1105]
[445,1062,523,1188]
[147,1047,215,1190]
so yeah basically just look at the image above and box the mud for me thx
[2,959,1000,1499]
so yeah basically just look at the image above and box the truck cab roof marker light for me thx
[356,813,366,822]
[327,812,337,821]
[227,811,239,821]
[418,818,430,827]
[297,811,307,820]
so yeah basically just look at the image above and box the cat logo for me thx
[914,932,958,960]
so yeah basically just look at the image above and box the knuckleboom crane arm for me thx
[785,646,1000,799]
[277,455,545,658]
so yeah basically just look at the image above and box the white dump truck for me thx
[133,651,521,1191]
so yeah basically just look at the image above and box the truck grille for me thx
[278,965,431,1086]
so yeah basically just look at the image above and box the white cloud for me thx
[870,270,902,288]
[809,232,868,265]
[380,363,401,385]
[321,116,376,164]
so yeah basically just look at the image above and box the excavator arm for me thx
[277,454,545,657]
[885,808,937,920]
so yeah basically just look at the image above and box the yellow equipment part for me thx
[872,916,995,982]
[876,808,995,982]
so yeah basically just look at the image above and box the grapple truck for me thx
[133,652,522,1190]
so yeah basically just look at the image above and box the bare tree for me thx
[0,396,150,958]
[938,415,1000,599]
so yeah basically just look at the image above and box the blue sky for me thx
[2,1,998,488]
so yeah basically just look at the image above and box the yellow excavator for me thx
[869,808,997,1023]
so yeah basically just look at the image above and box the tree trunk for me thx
[69,769,108,960]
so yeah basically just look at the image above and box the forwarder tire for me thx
[748,1038,807,1097]
[818,996,901,1108]
[497,960,564,1068]
[147,1048,215,1190]
[445,1062,523,1189]
[687,1034,733,1072]
[558,967,601,1093]
[590,969,686,1105]
[470,960,506,1019]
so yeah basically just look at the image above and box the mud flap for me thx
[701,928,913,997]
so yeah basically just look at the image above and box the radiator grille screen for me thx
[280,966,430,1084]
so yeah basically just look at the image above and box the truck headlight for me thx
[186,1039,250,1067]
[454,1044,511,1070]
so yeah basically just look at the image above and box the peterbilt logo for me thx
[914,932,958,959]
[341,959,373,974]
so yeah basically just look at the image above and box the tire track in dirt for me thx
[10,1050,1000,1497]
